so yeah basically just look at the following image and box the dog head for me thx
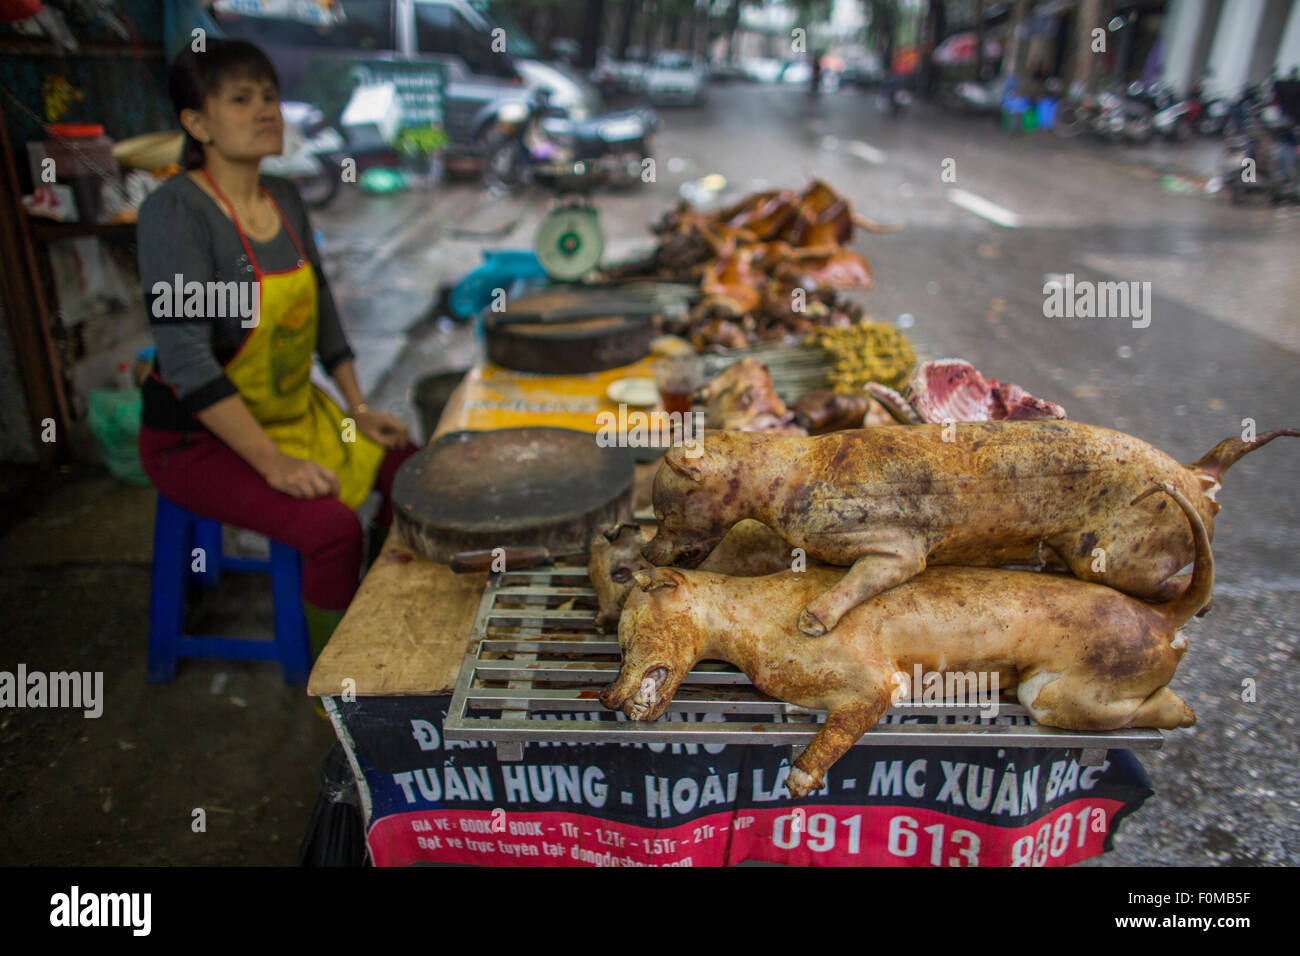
[598,568,705,722]
[588,523,654,633]
[641,441,737,568]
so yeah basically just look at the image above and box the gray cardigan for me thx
[137,172,353,431]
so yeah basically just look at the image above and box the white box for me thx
[341,82,402,152]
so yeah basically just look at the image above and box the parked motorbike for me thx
[1097,83,1156,144]
[1198,96,1232,135]
[1153,82,1203,141]
[1053,94,1103,138]
[260,102,346,209]
[1220,85,1299,204]
[481,95,656,195]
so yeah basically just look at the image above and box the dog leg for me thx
[788,692,891,798]
[798,537,928,637]
[1123,686,1196,729]
[1021,669,1191,731]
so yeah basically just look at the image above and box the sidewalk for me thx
[1046,127,1226,186]
[0,467,337,864]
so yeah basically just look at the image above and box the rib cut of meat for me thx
[906,359,1066,423]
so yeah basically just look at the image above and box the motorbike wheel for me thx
[481,132,527,196]
[295,162,340,209]
[1054,104,1087,138]
[1126,115,1155,144]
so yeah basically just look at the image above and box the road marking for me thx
[947,188,1022,228]
[847,140,886,165]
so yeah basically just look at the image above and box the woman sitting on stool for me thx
[138,39,419,659]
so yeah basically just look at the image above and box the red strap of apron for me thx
[199,167,307,276]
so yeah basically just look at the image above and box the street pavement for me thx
[314,82,1300,866]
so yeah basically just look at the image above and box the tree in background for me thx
[719,0,745,61]
[869,0,897,77]
[1001,0,1032,93]
[578,0,606,68]
[789,0,832,53]
[1069,0,1103,95]
[615,0,637,58]
[919,0,947,96]
[497,0,565,53]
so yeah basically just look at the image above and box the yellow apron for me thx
[202,168,384,510]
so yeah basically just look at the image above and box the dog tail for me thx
[1184,428,1298,503]
[1132,481,1214,630]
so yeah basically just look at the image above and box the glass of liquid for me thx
[653,354,703,415]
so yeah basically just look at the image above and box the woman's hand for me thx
[262,451,341,500]
[353,407,409,450]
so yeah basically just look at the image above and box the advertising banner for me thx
[335,696,1154,867]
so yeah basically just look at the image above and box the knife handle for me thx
[450,546,550,574]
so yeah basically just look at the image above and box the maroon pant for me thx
[140,425,420,611]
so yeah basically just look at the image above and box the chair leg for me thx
[192,517,224,589]
[147,496,190,683]
[271,541,311,686]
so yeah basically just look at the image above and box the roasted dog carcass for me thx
[605,482,1208,797]
[589,519,799,632]
[611,180,895,349]
[643,422,1297,635]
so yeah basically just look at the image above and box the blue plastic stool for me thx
[1037,97,1058,130]
[147,495,311,685]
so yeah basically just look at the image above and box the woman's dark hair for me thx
[168,38,280,169]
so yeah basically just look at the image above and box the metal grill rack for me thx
[443,567,1165,764]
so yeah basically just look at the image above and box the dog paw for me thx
[786,767,818,798]
[798,607,827,637]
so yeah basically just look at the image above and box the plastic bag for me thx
[87,389,149,486]
[449,249,547,320]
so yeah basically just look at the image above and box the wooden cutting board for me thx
[484,285,663,374]
[392,427,635,563]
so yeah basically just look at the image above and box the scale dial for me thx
[534,204,605,281]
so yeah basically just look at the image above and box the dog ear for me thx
[602,522,642,543]
[664,448,702,483]
[635,568,686,593]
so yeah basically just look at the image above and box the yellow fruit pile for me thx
[813,321,916,393]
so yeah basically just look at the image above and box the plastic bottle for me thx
[114,360,136,390]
